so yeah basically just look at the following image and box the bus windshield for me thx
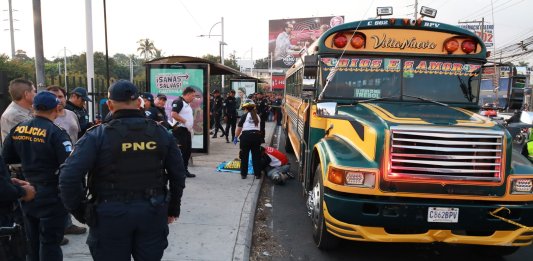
[320,57,482,104]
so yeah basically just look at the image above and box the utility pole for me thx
[414,0,418,19]
[8,0,16,59]
[221,17,225,91]
[32,0,45,90]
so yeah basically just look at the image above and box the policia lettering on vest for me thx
[59,80,186,261]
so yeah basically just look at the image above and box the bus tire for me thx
[284,127,294,154]
[309,165,339,250]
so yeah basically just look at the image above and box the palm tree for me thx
[137,38,156,61]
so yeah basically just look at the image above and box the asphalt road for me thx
[264,127,533,261]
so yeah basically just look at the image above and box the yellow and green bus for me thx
[283,17,533,255]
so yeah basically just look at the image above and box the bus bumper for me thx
[323,192,533,246]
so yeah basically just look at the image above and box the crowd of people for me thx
[209,89,283,143]
[0,79,290,260]
[0,78,188,261]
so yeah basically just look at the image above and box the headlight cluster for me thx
[327,166,376,188]
[511,179,533,194]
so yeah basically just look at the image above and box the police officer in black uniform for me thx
[2,91,72,261]
[0,155,36,261]
[211,89,226,138]
[154,94,171,129]
[65,87,92,137]
[256,92,270,143]
[140,92,162,122]
[59,80,186,261]
[223,89,238,143]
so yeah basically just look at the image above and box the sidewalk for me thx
[62,121,277,261]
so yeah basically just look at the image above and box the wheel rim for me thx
[308,179,321,230]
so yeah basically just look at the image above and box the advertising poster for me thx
[271,74,286,90]
[148,63,209,153]
[231,79,257,99]
[269,15,344,69]
[457,23,494,48]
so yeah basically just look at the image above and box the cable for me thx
[178,0,204,31]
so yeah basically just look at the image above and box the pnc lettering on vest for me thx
[121,141,157,152]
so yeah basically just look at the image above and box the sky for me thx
[0,0,532,65]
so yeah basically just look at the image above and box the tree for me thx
[254,57,270,69]
[14,49,32,62]
[137,38,157,61]
[517,61,530,67]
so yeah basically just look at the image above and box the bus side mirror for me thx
[302,78,316,92]
[316,102,337,117]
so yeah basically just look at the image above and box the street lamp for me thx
[199,17,226,90]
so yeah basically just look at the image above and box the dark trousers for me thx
[86,199,169,261]
[24,210,66,261]
[213,113,225,135]
[224,115,237,140]
[259,115,267,142]
[173,127,192,171]
[239,131,262,177]
[275,109,282,126]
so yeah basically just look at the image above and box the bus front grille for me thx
[388,126,504,183]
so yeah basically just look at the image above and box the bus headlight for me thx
[328,167,376,188]
[511,179,533,194]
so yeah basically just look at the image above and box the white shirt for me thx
[54,109,80,143]
[1,102,33,142]
[240,112,261,131]
[177,100,194,133]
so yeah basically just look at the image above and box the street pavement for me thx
[62,121,276,261]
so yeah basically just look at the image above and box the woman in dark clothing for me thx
[234,99,262,179]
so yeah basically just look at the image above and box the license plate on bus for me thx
[427,207,459,223]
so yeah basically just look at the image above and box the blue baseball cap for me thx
[72,87,92,101]
[33,91,60,111]
[108,80,139,101]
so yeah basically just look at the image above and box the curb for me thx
[232,124,277,261]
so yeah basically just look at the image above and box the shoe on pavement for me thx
[60,237,69,246]
[185,171,196,178]
[65,224,87,235]
[241,175,247,179]
[212,134,217,138]
[220,133,226,138]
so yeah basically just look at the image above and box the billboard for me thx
[147,63,209,153]
[271,74,285,90]
[457,24,494,48]
[269,16,344,69]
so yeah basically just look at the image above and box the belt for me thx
[242,130,260,133]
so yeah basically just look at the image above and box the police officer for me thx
[256,92,270,143]
[140,92,162,122]
[2,91,72,261]
[223,89,238,143]
[0,154,36,261]
[65,87,92,137]
[211,89,226,138]
[59,80,186,261]
[154,93,171,129]
[171,87,197,178]
[234,99,262,179]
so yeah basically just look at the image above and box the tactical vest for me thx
[90,118,167,200]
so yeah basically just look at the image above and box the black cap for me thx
[72,87,92,101]
[108,80,139,101]
[33,91,60,111]
[156,93,167,100]
[212,89,220,94]
[140,92,154,102]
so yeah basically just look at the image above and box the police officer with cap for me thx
[65,87,92,137]
[2,91,72,261]
[59,80,186,261]
[140,92,161,122]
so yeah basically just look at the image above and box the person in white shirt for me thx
[234,99,262,179]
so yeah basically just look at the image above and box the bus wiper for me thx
[401,94,449,107]
[458,75,473,102]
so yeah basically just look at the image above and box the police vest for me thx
[91,119,167,199]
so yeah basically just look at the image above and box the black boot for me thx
[212,133,217,138]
